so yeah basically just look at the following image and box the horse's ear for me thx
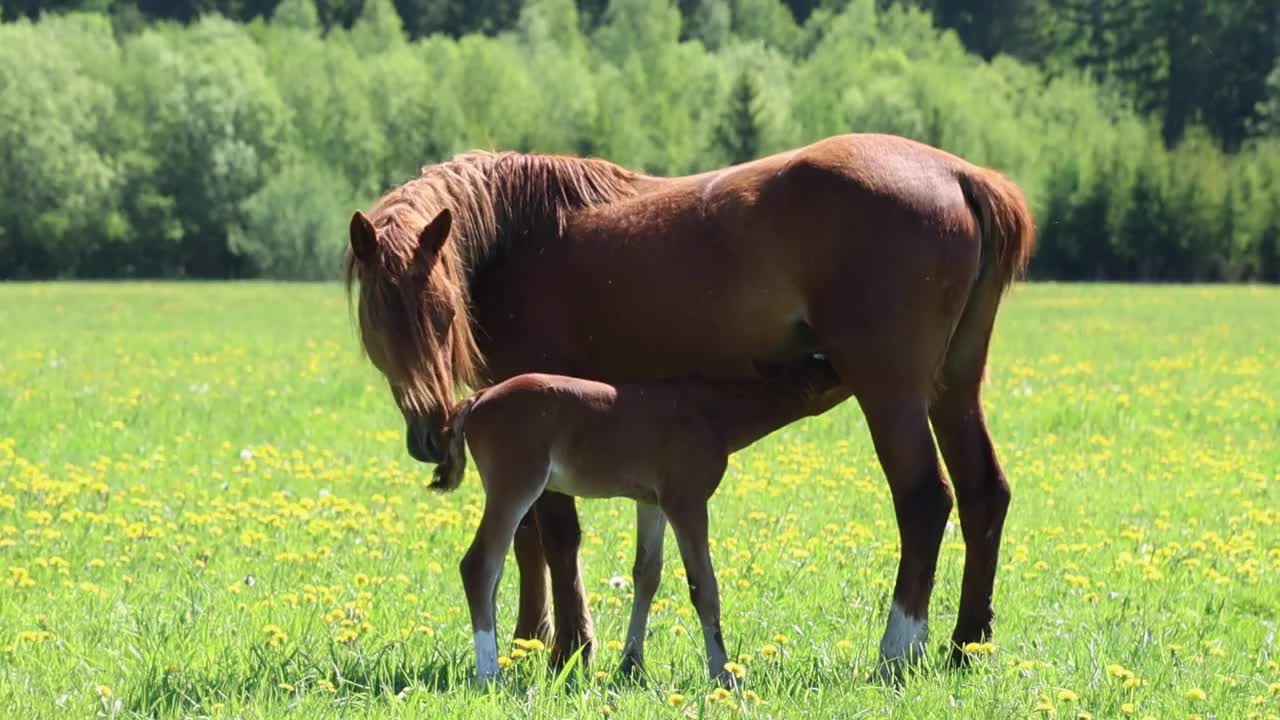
[418,208,453,258]
[349,211,378,264]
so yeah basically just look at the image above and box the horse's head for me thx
[346,206,478,463]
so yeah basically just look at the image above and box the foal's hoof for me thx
[713,669,739,690]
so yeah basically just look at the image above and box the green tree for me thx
[0,14,118,277]
[712,70,763,164]
[351,0,405,54]
[230,158,356,279]
[271,0,319,31]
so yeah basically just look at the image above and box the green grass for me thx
[1,282,1277,719]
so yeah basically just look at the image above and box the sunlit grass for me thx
[1,282,1277,719]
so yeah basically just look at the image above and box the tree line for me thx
[2,0,1278,281]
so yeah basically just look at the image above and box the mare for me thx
[342,133,1035,678]
[431,355,843,685]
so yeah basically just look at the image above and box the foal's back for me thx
[459,361,840,502]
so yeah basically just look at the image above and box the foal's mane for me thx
[344,150,642,412]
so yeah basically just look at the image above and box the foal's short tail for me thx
[429,395,479,492]
[957,167,1036,294]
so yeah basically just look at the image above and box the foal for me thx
[431,357,843,685]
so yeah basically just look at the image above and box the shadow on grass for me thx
[123,642,469,717]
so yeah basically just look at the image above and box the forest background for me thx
[2,0,1279,282]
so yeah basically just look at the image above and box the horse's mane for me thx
[344,150,642,413]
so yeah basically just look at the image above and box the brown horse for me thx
[431,356,842,685]
[344,133,1034,679]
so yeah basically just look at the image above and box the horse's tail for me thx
[939,167,1037,390]
[429,393,481,492]
[957,166,1036,295]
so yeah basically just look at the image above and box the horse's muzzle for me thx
[406,423,442,464]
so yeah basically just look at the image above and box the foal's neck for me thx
[677,376,831,454]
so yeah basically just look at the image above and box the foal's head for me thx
[345,205,481,463]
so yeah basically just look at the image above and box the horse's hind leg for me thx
[460,467,548,683]
[857,390,954,681]
[620,501,667,677]
[929,280,1011,664]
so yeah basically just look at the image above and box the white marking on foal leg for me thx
[474,629,500,683]
[878,602,928,679]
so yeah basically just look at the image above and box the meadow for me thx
[0,282,1277,719]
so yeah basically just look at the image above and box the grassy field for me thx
[1,282,1277,719]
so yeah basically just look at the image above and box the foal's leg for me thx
[620,501,666,676]
[460,469,547,683]
[858,391,954,681]
[662,496,732,687]
[536,492,596,667]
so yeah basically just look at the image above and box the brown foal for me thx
[431,357,842,685]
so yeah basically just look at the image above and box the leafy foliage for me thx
[1,0,1278,280]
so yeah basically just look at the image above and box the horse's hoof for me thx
[615,653,648,685]
[551,636,595,669]
[875,656,909,687]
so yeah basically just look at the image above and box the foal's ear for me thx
[349,211,378,264]
[418,208,453,258]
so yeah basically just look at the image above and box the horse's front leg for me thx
[536,491,596,667]
[512,508,554,647]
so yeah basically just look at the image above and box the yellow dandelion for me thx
[601,705,613,715]
[606,640,624,652]
[497,656,512,668]
[773,633,789,644]
[1106,663,1133,679]
[668,693,685,706]
[510,649,527,660]
[723,661,746,678]
[278,682,295,692]
[1184,688,1206,701]
[761,643,778,656]
[1057,689,1078,703]
[1120,703,1136,714]
[836,640,853,651]
[513,638,545,651]
[95,685,113,699]
[707,688,732,703]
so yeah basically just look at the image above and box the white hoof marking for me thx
[475,629,500,682]
[879,602,928,664]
